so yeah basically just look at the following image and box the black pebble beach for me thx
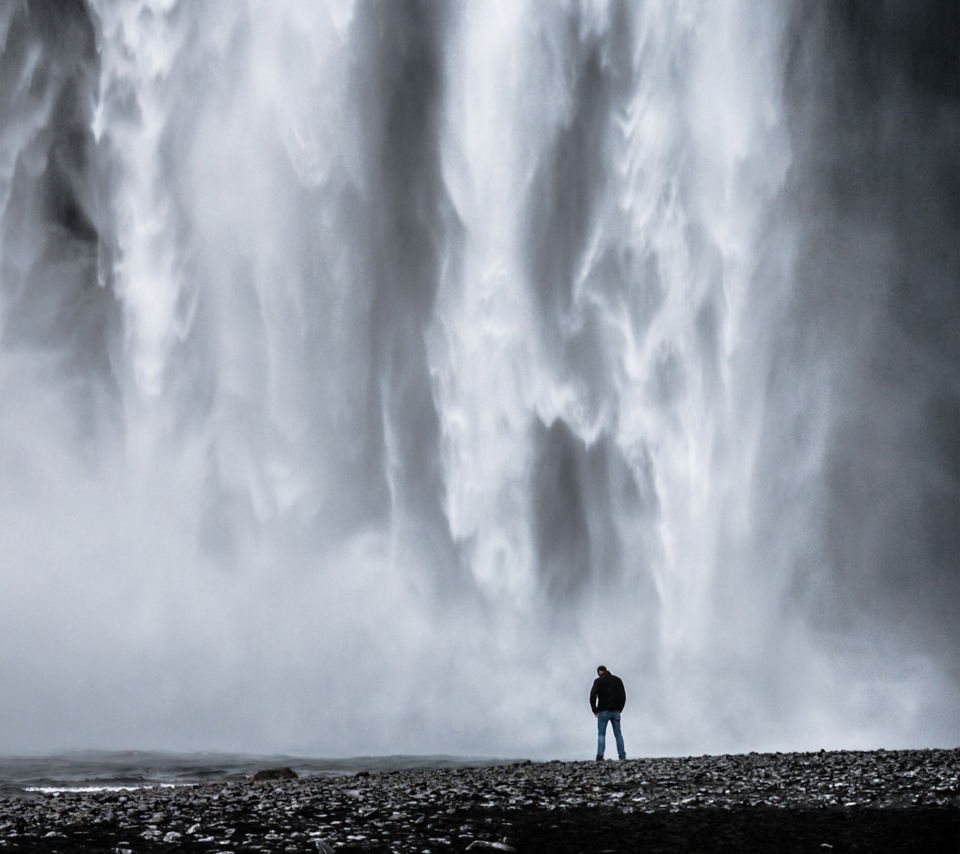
[1,749,957,853]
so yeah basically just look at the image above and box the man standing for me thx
[590,665,626,761]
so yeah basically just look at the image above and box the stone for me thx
[251,767,299,781]
[0,749,956,852]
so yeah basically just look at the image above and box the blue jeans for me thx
[597,710,625,759]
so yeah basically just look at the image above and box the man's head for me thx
[597,665,607,676]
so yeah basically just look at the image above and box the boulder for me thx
[251,767,298,782]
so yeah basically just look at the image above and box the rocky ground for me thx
[0,749,956,853]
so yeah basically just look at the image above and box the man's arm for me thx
[590,680,599,716]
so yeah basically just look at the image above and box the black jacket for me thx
[590,672,626,714]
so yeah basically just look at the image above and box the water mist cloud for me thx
[0,0,956,758]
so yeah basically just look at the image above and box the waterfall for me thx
[0,0,956,756]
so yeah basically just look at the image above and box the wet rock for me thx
[252,767,299,781]
[0,749,956,852]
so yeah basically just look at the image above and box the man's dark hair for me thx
[597,665,607,673]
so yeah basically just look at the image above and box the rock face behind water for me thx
[0,748,956,853]
[251,767,298,782]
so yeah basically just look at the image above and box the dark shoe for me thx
[618,755,626,760]
[595,755,604,761]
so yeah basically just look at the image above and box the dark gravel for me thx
[0,748,956,853]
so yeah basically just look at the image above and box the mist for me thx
[0,0,956,759]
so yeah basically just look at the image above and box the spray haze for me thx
[0,0,956,758]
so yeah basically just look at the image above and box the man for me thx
[590,665,626,761]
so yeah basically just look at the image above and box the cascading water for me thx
[0,0,956,757]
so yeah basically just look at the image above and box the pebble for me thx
[0,748,955,852]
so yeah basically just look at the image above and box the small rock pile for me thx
[0,748,956,853]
